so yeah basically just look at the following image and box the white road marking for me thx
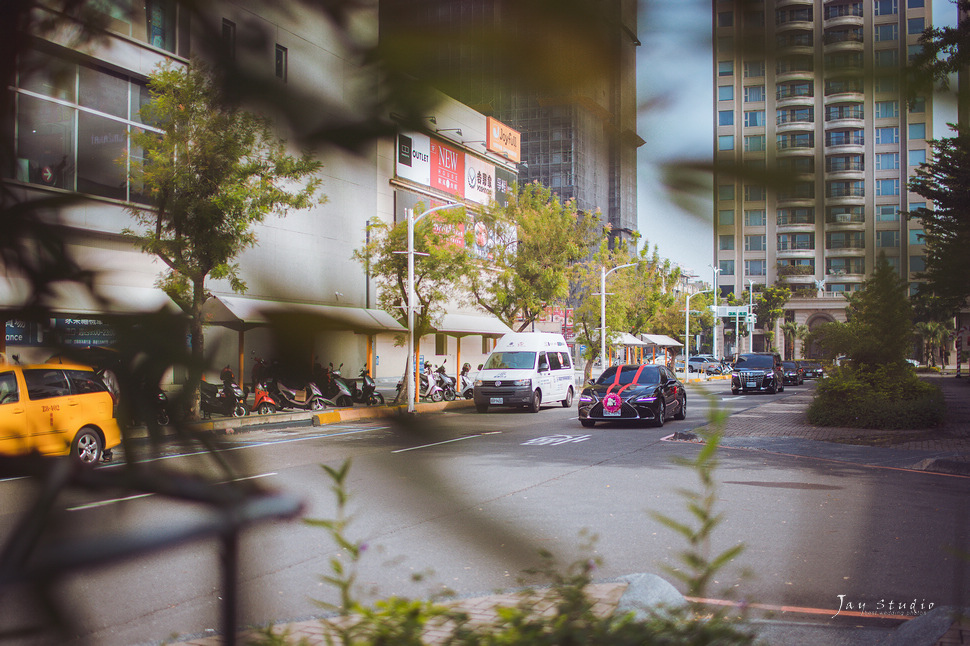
[66,472,278,511]
[392,435,482,453]
[522,434,591,446]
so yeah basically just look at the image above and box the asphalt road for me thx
[1,380,967,645]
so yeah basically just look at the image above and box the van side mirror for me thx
[538,362,549,373]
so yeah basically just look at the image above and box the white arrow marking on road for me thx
[522,434,591,446]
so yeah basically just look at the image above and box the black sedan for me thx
[781,361,804,386]
[578,364,685,428]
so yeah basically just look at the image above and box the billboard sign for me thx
[396,132,431,185]
[464,154,495,205]
[430,139,464,197]
[486,117,521,163]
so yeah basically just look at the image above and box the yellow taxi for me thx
[0,361,122,464]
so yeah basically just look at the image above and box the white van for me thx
[473,332,575,413]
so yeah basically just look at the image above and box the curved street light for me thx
[599,263,638,372]
[406,201,465,412]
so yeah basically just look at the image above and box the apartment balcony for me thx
[775,94,815,110]
[775,196,816,209]
[824,165,864,180]
[824,14,863,30]
[823,88,864,104]
[776,144,816,159]
[777,0,813,6]
[775,68,816,84]
[775,120,815,136]
[824,116,865,131]
[824,141,864,155]
[776,20,814,34]
[776,219,817,232]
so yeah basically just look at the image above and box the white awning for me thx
[614,332,648,346]
[0,278,178,316]
[435,313,514,338]
[639,333,683,347]
[200,294,404,334]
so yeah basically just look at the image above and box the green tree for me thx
[124,60,322,412]
[845,255,914,369]
[906,130,970,313]
[780,320,800,361]
[353,205,470,402]
[467,183,600,331]
[754,283,791,351]
[914,320,950,367]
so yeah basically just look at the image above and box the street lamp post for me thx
[710,265,720,360]
[747,279,755,352]
[684,288,712,382]
[406,201,464,413]
[600,263,637,372]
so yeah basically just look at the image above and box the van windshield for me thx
[483,352,536,370]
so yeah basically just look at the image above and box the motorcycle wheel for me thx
[463,389,473,400]
[232,403,248,417]
[430,390,443,403]
[156,410,170,426]
[443,387,456,401]
[369,393,385,406]
[336,395,353,408]
[309,398,325,411]
[257,402,275,415]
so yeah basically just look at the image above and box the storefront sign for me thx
[487,117,520,163]
[464,155,495,205]
[430,139,463,197]
[396,132,431,185]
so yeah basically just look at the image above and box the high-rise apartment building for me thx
[379,0,642,246]
[713,0,932,353]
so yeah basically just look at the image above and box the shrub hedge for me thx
[807,365,944,429]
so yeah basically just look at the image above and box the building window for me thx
[744,135,766,152]
[874,0,898,16]
[777,233,814,251]
[776,7,813,24]
[828,205,865,223]
[909,149,926,166]
[718,12,734,28]
[744,85,766,102]
[744,260,767,276]
[777,207,815,225]
[825,3,863,19]
[777,132,814,149]
[876,153,899,170]
[718,110,735,126]
[875,76,898,93]
[876,178,900,196]
[826,154,864,171]
[876,205,900,221]
[8,49,157,203]
[744,209,766,226]
[909,201,927,211]
[876,230,900,247]
[718,85,734,101]
[719,235,735,251]
[909,123,926,139]
[92,0,177,52]
[744,61,765,78]
[909,96,926,112]
[874,23,898,41]
[826,257,865,274]
[744,235,767,251]
[825,104,863,121]
[779,106,815,124]
[909,0,924,6]
[826,181,865,197]
[718,209,735,225]
[718,185,735,201]
[876,127,899,144]
[910,229,925,245]
[744,186,765,201]
[875,49,899,68]
[827,232,866,250]
[744,110,766,127]
[222,19,236,60]
[826,129,864,146]
[908,17,925,35]
[875,101,899,118]
[275,44,288,81]
[777,81,813,99]
[718,135,735,151]
[719,260,735,276]
[910,256,926,272]
[718,61,734,76]
[908,45,924,61]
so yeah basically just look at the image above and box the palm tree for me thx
[914,321,949,367]
[781,321,799,360]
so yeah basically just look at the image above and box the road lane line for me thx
[67,472,279,511]
[392,435,482,453]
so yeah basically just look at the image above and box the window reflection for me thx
[92,0,176,53]
[77,112,127,200]
[16,95,75,190]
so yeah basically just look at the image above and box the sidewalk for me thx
[166,374,970,646]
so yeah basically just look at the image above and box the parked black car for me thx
[796,360,824,379]
[731,352,785,395]
[781,361,804,386]
[578,364,685,428]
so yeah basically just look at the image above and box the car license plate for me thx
[745,381,757,388]
[603,409,621,417]
[490,397,503,404]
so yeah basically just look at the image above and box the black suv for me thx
[731,352,785,395]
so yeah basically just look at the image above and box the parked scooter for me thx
[355,366,385,406]
[327,363,356,408]
[395,361,445,402]
[250,380,279,414]
[459,362,474,399]
[269,374,326,411]
[201,366,247,418]
[435,362,457,401]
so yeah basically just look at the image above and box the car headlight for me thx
[731,371,740,379]
[474,379,483,387]
[579,393,595,403]
[635,395,657,403]
[512,379,531,387]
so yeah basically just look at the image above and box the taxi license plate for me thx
[603,409,621,417]
[745,381,757,388]
[490,397,503,404]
